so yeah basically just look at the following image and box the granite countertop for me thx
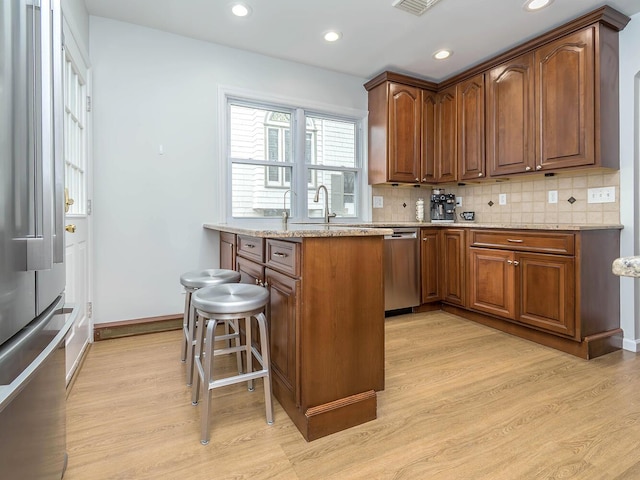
[355,222,624,231]
[612,257,640,278]
[203,222,394,238]
[204,221,623,238]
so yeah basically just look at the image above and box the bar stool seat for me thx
[191,283,273,445]
[180,269,241,386]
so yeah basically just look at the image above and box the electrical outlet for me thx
[373,196,384,208]
[587,186,616,204]
[499,193,507,205]
[548,190,558,204]
[456,196,463,207]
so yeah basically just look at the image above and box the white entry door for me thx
[63,28,91,385]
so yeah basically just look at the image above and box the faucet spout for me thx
[282,189,291,227]
[313,184,336,223]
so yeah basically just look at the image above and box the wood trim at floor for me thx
[93,314,183,341]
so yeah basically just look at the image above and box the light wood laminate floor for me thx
[65,311,640,479]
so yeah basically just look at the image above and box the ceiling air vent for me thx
[392,0,442,16]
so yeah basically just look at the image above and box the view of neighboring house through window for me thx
[227,97,362,220]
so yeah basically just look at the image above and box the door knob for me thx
[65,224,76,233]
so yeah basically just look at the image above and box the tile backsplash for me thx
[371,171,620,225]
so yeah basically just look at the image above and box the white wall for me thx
[618,12,640,351]
[89,17,368,324]
[61,0,89,55]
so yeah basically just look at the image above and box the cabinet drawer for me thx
[266,239,300,277]
[469,230,574,255]
[237,235,265,263]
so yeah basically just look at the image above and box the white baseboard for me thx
[622,337,640,352]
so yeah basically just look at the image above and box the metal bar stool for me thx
[180,269,241,386]
[191,283,273,445]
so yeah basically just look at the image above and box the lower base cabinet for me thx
[219,231,385,441]
[462,228,620,359]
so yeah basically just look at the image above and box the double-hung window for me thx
[226,95,363,222]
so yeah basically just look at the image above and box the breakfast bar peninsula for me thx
[204,223,392,441]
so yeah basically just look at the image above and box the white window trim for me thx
[217,85,370,225]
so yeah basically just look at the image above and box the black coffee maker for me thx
[430,188,456,222]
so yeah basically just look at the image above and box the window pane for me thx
[307,170,357,218]
[306,116,356,168]
[232,163,292,218]
[230,104,291,161]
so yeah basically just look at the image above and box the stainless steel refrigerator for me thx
[0,0,78,478]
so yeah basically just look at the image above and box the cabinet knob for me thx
[415,177,420,182]
[513,261,520,266]
[423,237,428,242]
[507,260,513,265]
[536,165,542,170]
[478,172,483,177]
[422,178,427,182]
[525,166,532,171]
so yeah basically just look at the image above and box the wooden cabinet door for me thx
[457,74,486,181]
[236,256,264,286]
[219,232,236,271]
[388,83,421,183]
[420,229,440,303]
[486,53,535,176]
[535,28,595,170]
[468,247,515,319]
[265,268,300,406]
[517,253,575,337]
[420,90,437,184]
[441,229,465,306]
[436,86,457,183]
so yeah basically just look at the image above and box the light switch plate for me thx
[499,193,507,205]
[373,196,384,208]
[456,196,463,207]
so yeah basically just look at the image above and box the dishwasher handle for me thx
[384,231,418,240]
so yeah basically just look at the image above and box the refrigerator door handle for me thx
[0,301,77,411]
[24,0,54,272]
[51,0,64,265]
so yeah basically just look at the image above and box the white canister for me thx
[416,198,425,222]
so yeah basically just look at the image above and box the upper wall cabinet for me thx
[366,6,630,185]
[534,28,598,171]
[457,74,485,181]
[486,53,536,176]
[366,73,439,185]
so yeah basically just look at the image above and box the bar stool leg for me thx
[231,319,243,374]
[245,315,254,391]
[255,311,274,425]
[185,294,199,386]
[180,290,192,362]
[191,312,206,406]
[200,318,218,445]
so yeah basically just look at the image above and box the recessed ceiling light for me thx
[231,3,251,17]
[323,31,342,42]
[523,0,553,12]
[433,49,452,60]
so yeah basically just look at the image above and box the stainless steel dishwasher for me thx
[383,228,420,312]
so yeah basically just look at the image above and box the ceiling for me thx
[83,0,640,82]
